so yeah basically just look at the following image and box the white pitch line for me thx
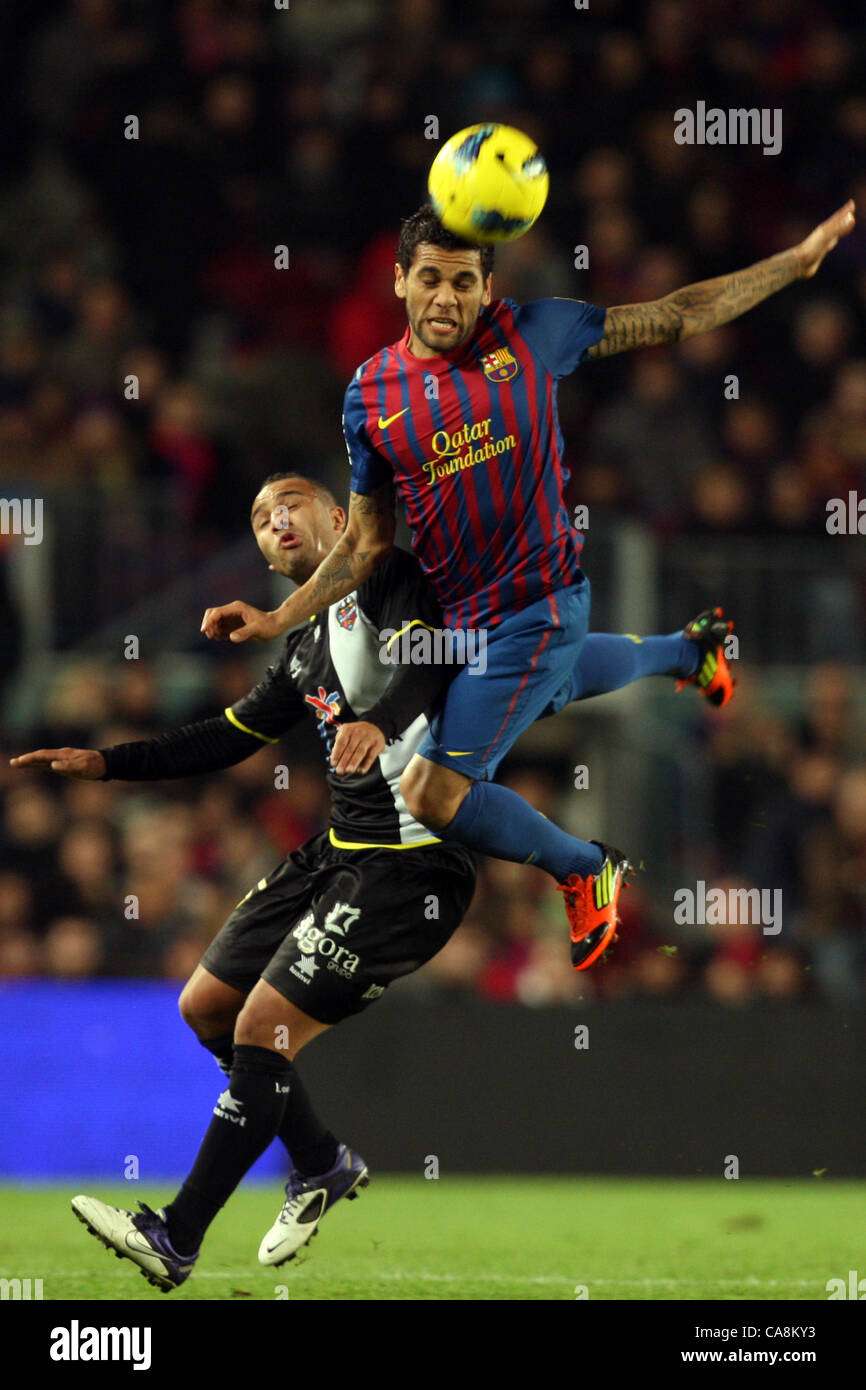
[44,1269,823,1289]
[316,1273,821,1289]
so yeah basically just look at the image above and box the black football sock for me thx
[275,1061,339,1176]
[198,1030,234,1077]
[163,1044,291,1254]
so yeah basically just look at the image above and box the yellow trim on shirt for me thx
[328,827,441,850]
[385,619,437,652]
[224,707,280,744]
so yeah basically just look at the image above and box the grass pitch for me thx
[0,1177,859,1301]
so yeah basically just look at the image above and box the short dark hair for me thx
[396,203,494,280]
[257,473,340,512]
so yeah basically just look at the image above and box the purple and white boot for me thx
[258,1144,369,1267]
[72,1195,199,1292]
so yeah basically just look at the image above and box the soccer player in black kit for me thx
[13,472,734,1290]
[12,473,478,1289]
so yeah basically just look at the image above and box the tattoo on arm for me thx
[308,540,376,609]
[351,485,395,518]
[278,484,396,621]
[588,248,800,358]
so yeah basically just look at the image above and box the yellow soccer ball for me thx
[428,123,549,245]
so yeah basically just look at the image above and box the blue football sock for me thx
[567,631,698,700]
[437,780,604,882]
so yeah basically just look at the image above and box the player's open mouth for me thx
[427,318,457,332]
[279,534,301,549]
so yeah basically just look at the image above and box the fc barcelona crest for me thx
[336,595,357,630]
[480,347,519,383]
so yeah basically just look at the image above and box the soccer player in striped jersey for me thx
[202,198,855,971]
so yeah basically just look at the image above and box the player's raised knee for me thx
[234,986,291,1053]
[400,762,439,826]
[178,979,206,1033]
[178,967,243,1038]
[400,758,469,829]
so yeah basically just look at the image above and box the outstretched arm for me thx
[201,482,397,643]
[8,721,264,781]
[588,199,855,358]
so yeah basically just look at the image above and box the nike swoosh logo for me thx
[125,1231,194,1272]
[125,1232,164,1257]
[377,408,409,430]
[445,750,474,756]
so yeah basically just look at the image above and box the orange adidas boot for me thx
[557,842,633,971]
[677,607,736,708]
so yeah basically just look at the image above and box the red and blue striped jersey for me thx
[342,296,606,629]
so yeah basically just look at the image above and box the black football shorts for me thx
[200,830,476,1023]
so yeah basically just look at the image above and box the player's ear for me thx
[482,274,493,305]
[394,263,406,299]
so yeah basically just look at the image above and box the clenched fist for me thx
[200,602,287,643]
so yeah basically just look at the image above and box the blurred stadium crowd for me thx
[1,0,865,1001]
[1,653,864,1004]
[2,0,866,533]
